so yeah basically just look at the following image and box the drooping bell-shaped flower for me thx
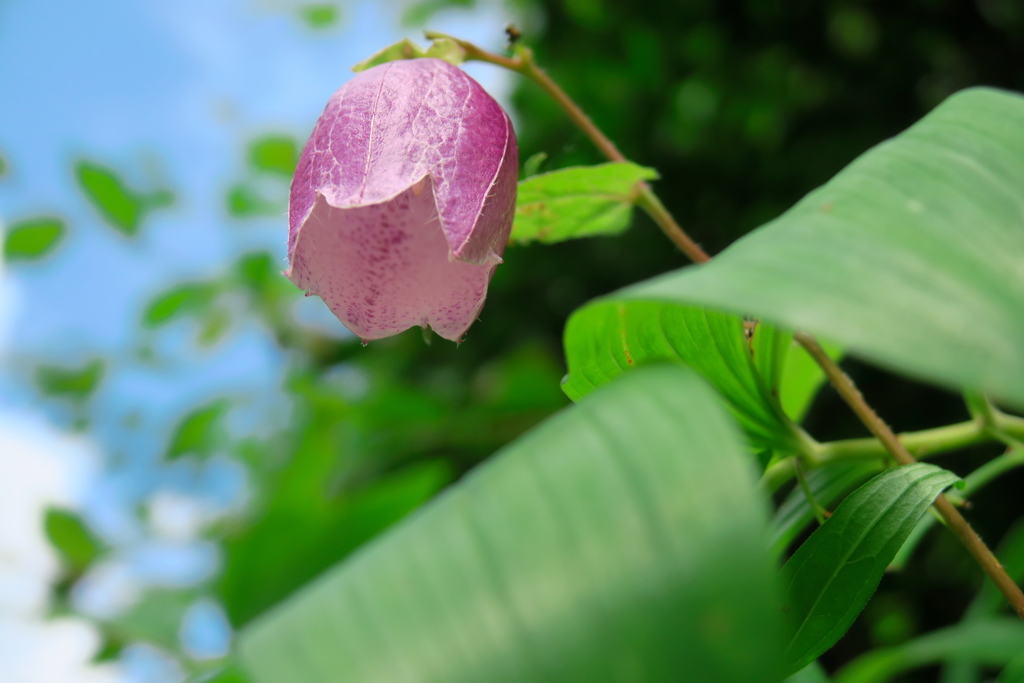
[286,58,518,342]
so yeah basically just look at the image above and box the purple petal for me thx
[287,58,517,341]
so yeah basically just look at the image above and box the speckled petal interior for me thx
[287,178,494,342]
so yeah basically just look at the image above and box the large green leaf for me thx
[834,619,1024,683]
[510,162,658,244]
[781,463,960,675]
[237,367,784,683]
[563,301,800,452]
[610,88,1024,409]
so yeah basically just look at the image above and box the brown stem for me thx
[794,332,1024,619]
[426,33,712,264]
[429,29,1024,621]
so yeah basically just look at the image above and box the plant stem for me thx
[427,33,712,264]
[795,459,829,524]
[794,332,1024,619]
[431,30,1024,621]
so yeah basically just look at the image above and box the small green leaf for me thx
[423,36,466,65]
[76,160,170,236]
[781,463,960,675]
[351,39,426,72]
[780,339,843,423]
[771,461,883,558]
[510,162,659,244]
[834,619,1024,683]
[44,507,103,573]
[521,151,548,178]
[0,152,8,177]
[3,217,65,261]
[227,184,281,218]
[249,136,299,177]
[143,283,218,328]
[167,400,229,461]
[299,4,338,29]
[563,301,800,452]
[106,588,197,653]
[237,367,785,683]
[35,360,104,401]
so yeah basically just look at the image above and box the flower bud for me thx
[286,58,518,342]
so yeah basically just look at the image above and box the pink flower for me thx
[286,58,518,342]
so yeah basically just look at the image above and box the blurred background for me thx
[2,0,1023,680]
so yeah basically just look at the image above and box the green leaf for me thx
[834,619,1024,683]
[167,400,229,461]
[779,339,842,423]
[226,184,281,218]
[610,88,1024,409]
[510,162,659,244]
[3,217,65,261]
[298,4,338,29]
[105,588,197,653]
[521,151,548,178]
[237,367,784,683]
[771,461,884,557]
[143,283,218,328]
[351,38,427,72]
[562,301,800,452]
[0,152,7,177]
[189,664,252,683]
[781,463,961,675]
[249,136,299,177]
[35,359,104,401]
[943,517,1024,683]
[220,461,450,627]
[76,160,171,236]
[44,507,103,574]
[786,661,832,683]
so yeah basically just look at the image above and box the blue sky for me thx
[0,0,517,678]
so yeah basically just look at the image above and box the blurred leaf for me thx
[943,518,1024,683]
[237,367,785,683]
[781,464,961,675]
[105,589,197,653]
[197,307,232,347]
[299,4,338,29]
[249,136,299,177]
[562,301,800,452]
[227,184,281,218]
[511,162,658,244]
[780,339,843,423]
[352,38,426,72]
[167,399,229,461]
[189,665,252,683]
[0,152,7,177]
[401,0,474,26]
[3,217,65,261]
[996,653,1024,683]
[521,151,548,178]
[76,160,170,236]
[786,661,832,683]
[44,507,103,574]
[835,619,1024,683]
[220,461,450,627]
[143,283,218,328]
[610,88,1024,410]
[35,359,104,401]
